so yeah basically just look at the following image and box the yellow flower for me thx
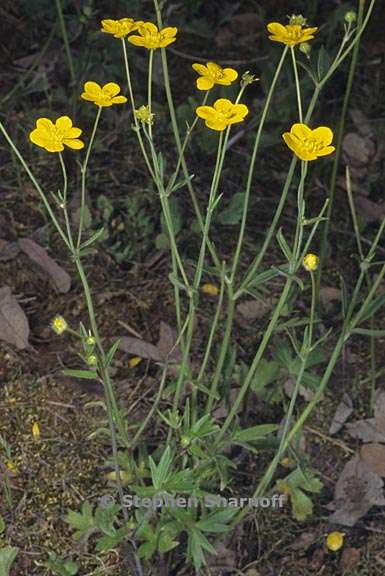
[5,460,19,476]
[30,117,84,153]
[267,22,318,47]
[81,81,127,107]
[101,18,142,38]
[282,123,335,161]
[135,105,155,125]
[106,469,133,484]
[326,531,344,552]
[196,98,249,131]
[51,315,68,335]
[32,422,41,441]
[303,253,319,272]
[192,62,238,91]
[129,356,142,368]
[201,283,219,296]
[127,22,177,50]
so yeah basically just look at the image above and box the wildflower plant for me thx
[0,0,381,572]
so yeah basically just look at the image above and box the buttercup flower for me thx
[303,253,319,272]
[81,82,127,107]
[135,105,155,125]
[51,315,68,335]
[192,62,238,91]
[30,117,84,153]
[129,356,142,368]
[196,98,249,131]
[267,21,318,47]
[101,18,142,38]
[127,22,177,49]
[283,124,335,161]
[32,422,41,441]
[326,531,344,552]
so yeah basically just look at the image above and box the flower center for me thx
[302,137,324,152]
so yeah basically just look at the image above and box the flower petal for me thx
[192,63,208,75]
[196,105,215,120]
[56,116,73,131]
[197,76,214,90]
[206,62,222,74]
[142,22,158,34]
[214,98,232,113]
[205,118,227,131]
[127,35,145,46]
[112,95,128,104]
[223,68,238,82]
[84,81,102,96]
[159,37,176,47]
[312,126,334,146]
[316,145,335,157]
[64,138,85,150]
[232,103,249,118]
[267,22,287,36]
[161,26,177,37]
[290,123,312,140]
[102,82,121,97]
[35,118,54,132]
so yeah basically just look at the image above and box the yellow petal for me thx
[103,82,121,97]
[312,126,334,146]
[267,22,287,36]
[290,123,312,140]
[56,116,73,131]
[36,118,54,132]
[192,63,208,75]
[64,138,85,150]
[205,118,227,131]
[196,105,215,120]
[223,68,238,82]
[197,76,214,90]
[158,36,176,48]
[142,22,158,34]
[206,61,222,74]
[112,95,128,104]
[232,103,249,118]
[84,81,102,96]
[127,35,146,47]
[214,98,232,113]
[316,145,335,157]
[162,26,177,37]
[65,127,82,138]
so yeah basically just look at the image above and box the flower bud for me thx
[303,253,319,272]
[289,14,307,26]
[87,355,98,367]
[180,435,191,448]
[344,10,357,23]
[299,42,311,56]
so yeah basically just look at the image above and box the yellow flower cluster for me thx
[267,21,318,47]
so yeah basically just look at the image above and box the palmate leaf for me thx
[64,502,95,541]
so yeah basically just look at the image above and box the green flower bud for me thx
[344,10,357,23]
[180,435,191,448]
[87,354,98,366]
[299,42,311,56]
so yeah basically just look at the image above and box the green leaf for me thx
[232,424,279,443]
[80,227,105,250]
[161,197,183,236]
[290,487,314,521]
[149,446,173,490]
[250,359,281,394]
[216,193,245,225]
[158,530,179,554]
[64,502,95,541]
[196,508,238,533]
[276,227,292,261]
[358,290,385,323]
[0,517,5,534]
[0,546,19,576]
[317,45,332,80]
[352,328,385,337]
[137,539,157,560]
[94,505,120,537]
[95,526,128,552]
[62,369,97,380]
[104,339,121,367]
[188,529,216,571]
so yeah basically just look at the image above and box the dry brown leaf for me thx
[0,286,30,350]
[329,393,353,435]
[156,321,182,363]
[355,196,385,223]
[339,547,361,572]
[206,541,236,574]
[319,286,341,306]
[328,454,385,526]
[18,238,71,293]
[346,391,385,442]
[0,240,20,261]
[342,133,376,168]
[350,109,373,138]
[360,443,385,477]
[119,337,162,362]
[236,298,273,322]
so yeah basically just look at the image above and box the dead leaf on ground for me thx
[350,109,373,138]
[18,238,71,293]
[346,391,385,443]
[290,531,318,551]
[0,286,30,350]
[339,547,361,572]
[0,240,20,261]
[355,196,385,223]
[236,297,273,324]
[360,443,385,477]
[329,393,353,435]
[156,321,182,363]
[119,322,181,364]
[343,132,376,168]
[319,286,341,310]
[328,454,385,526]
[206,541,236,574]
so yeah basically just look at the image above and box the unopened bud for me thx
[344,10,357,23]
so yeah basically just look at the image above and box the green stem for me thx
[54,0,76,85]
[290,47,303,122]
[77,106,102,248]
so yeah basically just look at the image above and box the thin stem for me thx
[0,121,70,249]
[147,50,154,140]
[58,153,75,251]
[231,46,288,284]
[77,106,102,248]
[290,47,303,122]
[54,0,76,85]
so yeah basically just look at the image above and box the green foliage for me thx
[45,553,79,576]
[0,546,19,576]
[276,466,323,521]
